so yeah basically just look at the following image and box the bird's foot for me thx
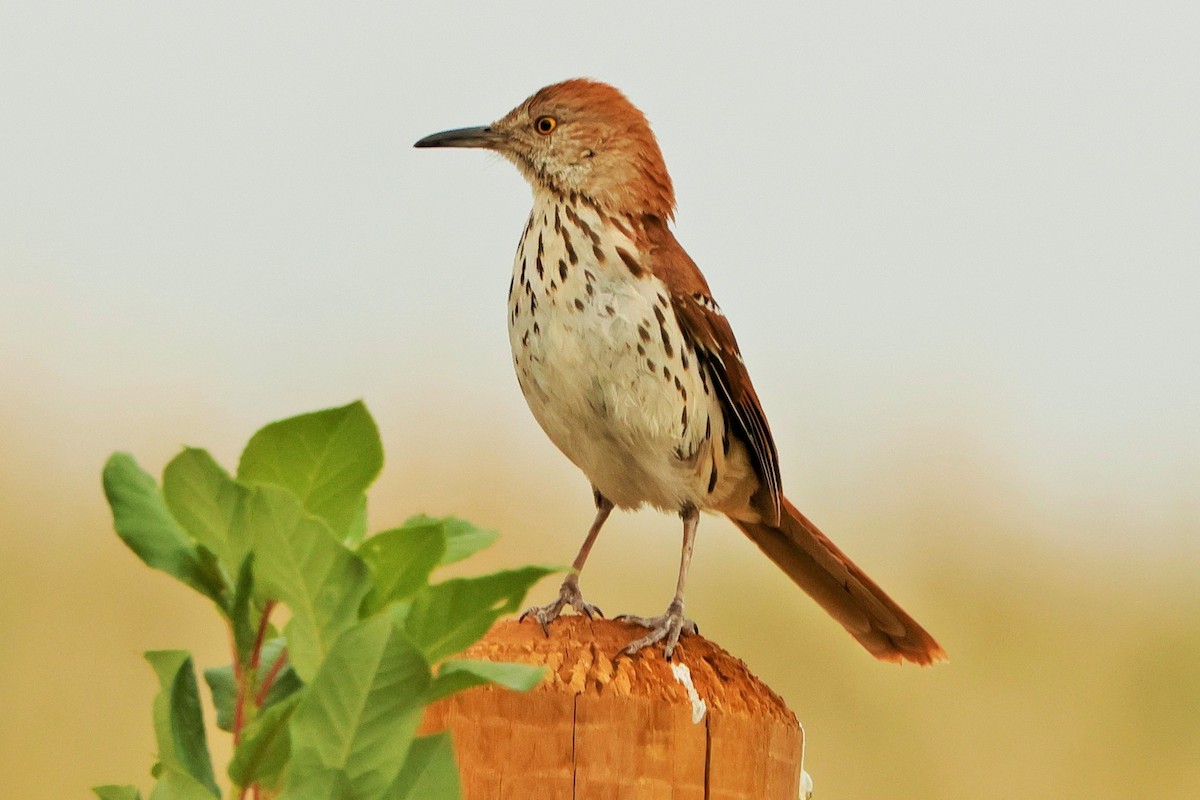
[518,574,603,635]
[616,600,698,659]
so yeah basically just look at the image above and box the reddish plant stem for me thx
[255,647,289,707]
[250,600,277,670]
[230,627,246,746]
[233,600,277,747]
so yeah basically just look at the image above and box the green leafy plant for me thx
[95,402,551,800]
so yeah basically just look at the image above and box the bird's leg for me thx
[617,503,700,659]
[519,491,613,634]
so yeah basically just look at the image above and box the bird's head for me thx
[416,79,676,220]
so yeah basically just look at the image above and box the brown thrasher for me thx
[416,79,945,665]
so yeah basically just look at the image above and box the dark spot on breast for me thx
[605,305,616,316]
[662,365,670,380]
[646,358,656,372]
[616,247,643,278]
[707,460,719,493]
[584,269,596,283]
[559,260,568,281]
[636,343,645,356]
[581,219,598,245]
[533,322,540,335]
[522,330,529,347]
[638,323,652,343]
[529,293,538,313]
[565,203,599,243]
[681,405,689,433]
[564,234,578,265]
[585,283,594,297]
[705,416,711,440]
[681,350,690,370]
[554,206,562,233]
[657,293,668,308]
[507,276,514,299]
[659,326,674,358]
[536,255,544,280]
[549,279,557,291]
[574,298,585,311]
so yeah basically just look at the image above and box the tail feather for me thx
[731,497,946,665]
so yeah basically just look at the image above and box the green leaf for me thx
[403,567,554,663]
[202,665,237,733]
[345,495,369,546]
[148,770,218,800]
[93,786,143,800]
[359,522,445,614]
[228,692,302,789]
[258,638,304,709]
[162,447,250,569]
[387,732,462,800]
[237,401,383,539]
[229,554,257,665]
[426,659,545,704]
[277,763,355,800]
[400,515,499,566]
[285,616,431,800]
[239,485,371,680]
[204,639,301,734]
[145,651,219,798]
[103,453,227,608]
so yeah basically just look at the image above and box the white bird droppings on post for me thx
[800,768,814,798]
[670,662,707,723]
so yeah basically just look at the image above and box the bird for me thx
[415,79,945,665]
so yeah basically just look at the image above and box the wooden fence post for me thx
[421,617,811,799]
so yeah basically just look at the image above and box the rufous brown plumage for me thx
[416,79,945,665]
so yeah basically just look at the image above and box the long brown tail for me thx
[731,497,946,665]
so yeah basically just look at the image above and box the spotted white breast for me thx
[507,191,752,514]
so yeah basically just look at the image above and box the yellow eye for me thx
[534,115,557,135]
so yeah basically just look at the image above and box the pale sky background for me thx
[2,2,1198,798]
[3,2,1196,544]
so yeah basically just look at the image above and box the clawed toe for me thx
[579,601,604,619]
[518,575,602,636]
[518,603,557,636]
[616,601,697,659]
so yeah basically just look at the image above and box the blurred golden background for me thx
[2,3,1198,798]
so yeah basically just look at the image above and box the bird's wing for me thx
[643,218,783,524]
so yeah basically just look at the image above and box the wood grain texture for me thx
[420,618,802,799]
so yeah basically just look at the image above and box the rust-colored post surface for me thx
[421,618,805,799]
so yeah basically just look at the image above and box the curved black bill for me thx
[413,125,500,149]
